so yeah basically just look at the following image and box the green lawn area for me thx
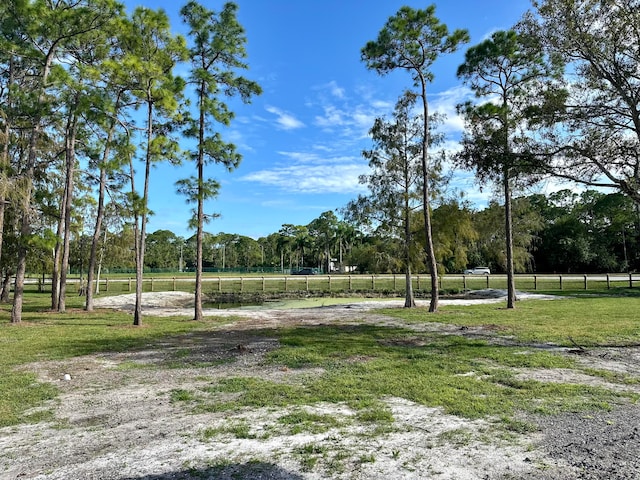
[0,293,210,426]
[382,295,640,346]
[1,291,639,429]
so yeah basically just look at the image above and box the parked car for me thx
[292,268,316,275]
[464,267,491,275]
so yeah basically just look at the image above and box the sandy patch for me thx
[2,290,639,479]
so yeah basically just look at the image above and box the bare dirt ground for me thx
[1,291,640,480]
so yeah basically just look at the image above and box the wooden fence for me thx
[33,273,640,296]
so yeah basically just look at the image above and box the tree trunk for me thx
[128,138,143,325]
[0,54,15,276]
[419,77,439,312]
[86,93,120,311]
[23,49,56,317]
[86,165,107,311]
[504,168,516,308]
[133,95,155,326]
[0,189,5,276]
[11,123,40,323]
[502,95,516,309]
[404,266,415,308]
[95,229,107,295]
[51,207,64,310]
[0,270,11,303]
[58,106,79,313]
[134,224,144,326]
[403,177,416,308]
[194,83,206,322]
[0,137,9,271]
[11,243,27,323]
[0,194,6,285]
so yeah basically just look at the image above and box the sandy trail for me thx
[1,291,639,479]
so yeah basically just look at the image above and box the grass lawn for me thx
[0,293,210,426]
[1,291,639,429]
[382,295,640,346]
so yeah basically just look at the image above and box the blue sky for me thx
[123,0,533,239]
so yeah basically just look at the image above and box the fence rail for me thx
[27,273,640,296]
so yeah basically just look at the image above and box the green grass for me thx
[183,321,632,420]
[2,291,639,430]
[0,292,212,427]
[278,409,344,434]
[381,296,640,346]
[198,419,257,441]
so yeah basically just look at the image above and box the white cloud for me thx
[312,84,472,145]
[312,80,347,100]
[225,128,256,153]
[243,85,475,198]
[265,105,305,130]
[352,108,377,132]
[370,99,394,110]
[314,105,347,128]
[313,102,382,142]
[326,80,346,99]
[259,199,291,208]
[429,85,474,135]
[241,151,368,194]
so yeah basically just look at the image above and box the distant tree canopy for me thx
[60,190,639,276]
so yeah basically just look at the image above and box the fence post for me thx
[417,275,421,290]
[105,277,109,292]
[285,276,288,292]
[240,277,244,293]
[486,275,490,289]
[128,277,132,292]
[329,275,332,292]
[349,275,352,290]
[534,275,537,290]
[218,276,222,292]
[173,277,176,291]
[630,273,633,288]
[559,275,563,290]
[393,274,397,291]
[151,277,154,292]
[306,276,309,292]
[463,275,467,290]
[262,277,266,292]
[607,274,610,289]
[584,274,588,290]
[372,275,375,291]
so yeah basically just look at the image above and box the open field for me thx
[1,291,640,478]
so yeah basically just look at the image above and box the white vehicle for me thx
[464,267,491,275]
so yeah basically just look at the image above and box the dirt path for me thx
[1,292,639,479]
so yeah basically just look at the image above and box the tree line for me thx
[0,0,260,323]
[1,0,639,321]
[39,189,640,279]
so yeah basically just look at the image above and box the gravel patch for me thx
[521,405,640,479]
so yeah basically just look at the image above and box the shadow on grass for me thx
[122,462,304,479]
